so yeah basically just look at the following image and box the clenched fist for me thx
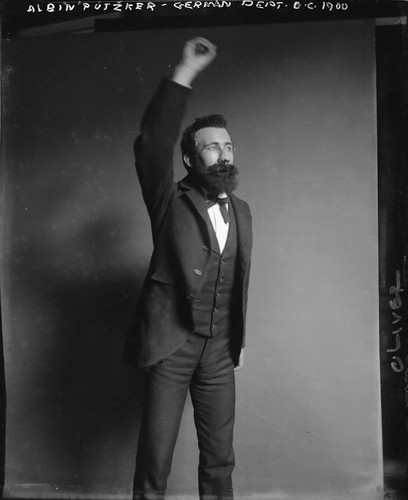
[172,37,217,87]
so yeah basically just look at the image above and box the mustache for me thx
[205,162,237,176]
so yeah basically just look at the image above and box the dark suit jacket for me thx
[123,78,252,368]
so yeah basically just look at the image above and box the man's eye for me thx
[207,145,219,152]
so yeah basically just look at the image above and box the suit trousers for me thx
[132,329,236,500]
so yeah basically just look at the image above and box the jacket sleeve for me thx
[134,78,191,233]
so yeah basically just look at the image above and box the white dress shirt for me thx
[207,193,229,253]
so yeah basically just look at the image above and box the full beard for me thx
[190,157,239,196]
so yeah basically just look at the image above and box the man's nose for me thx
[219,148,232,162]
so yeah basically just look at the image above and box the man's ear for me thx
[183,154,192,168]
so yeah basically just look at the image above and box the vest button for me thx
[202,245,209,251]
[193,269,202,276]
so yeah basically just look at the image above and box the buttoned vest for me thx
[192,204,238,338]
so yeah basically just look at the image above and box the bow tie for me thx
[207,195,231,224]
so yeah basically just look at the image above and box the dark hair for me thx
[180,114,227,169]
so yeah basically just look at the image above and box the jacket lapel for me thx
[178,176,213,246]
[229,194,252,270]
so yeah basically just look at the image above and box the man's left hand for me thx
[234,348,245,371]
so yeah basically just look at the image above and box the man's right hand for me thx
[172,37,217,88]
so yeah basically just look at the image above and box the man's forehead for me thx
[195,127,232,145]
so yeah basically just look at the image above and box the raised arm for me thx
[135,38,217,227]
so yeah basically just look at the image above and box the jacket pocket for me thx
[150,269,174,285]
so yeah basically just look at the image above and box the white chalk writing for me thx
[391,356,404,373]
[173,1,231,9]
[26,1,350,14]
[27,2,157,12]
[388,269,405,372]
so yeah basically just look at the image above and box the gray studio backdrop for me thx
[1,19,381,500]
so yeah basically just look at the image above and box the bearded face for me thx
[186,127,239,195]
[190,155,239,195]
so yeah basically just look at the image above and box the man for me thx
[124,37,252,500]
